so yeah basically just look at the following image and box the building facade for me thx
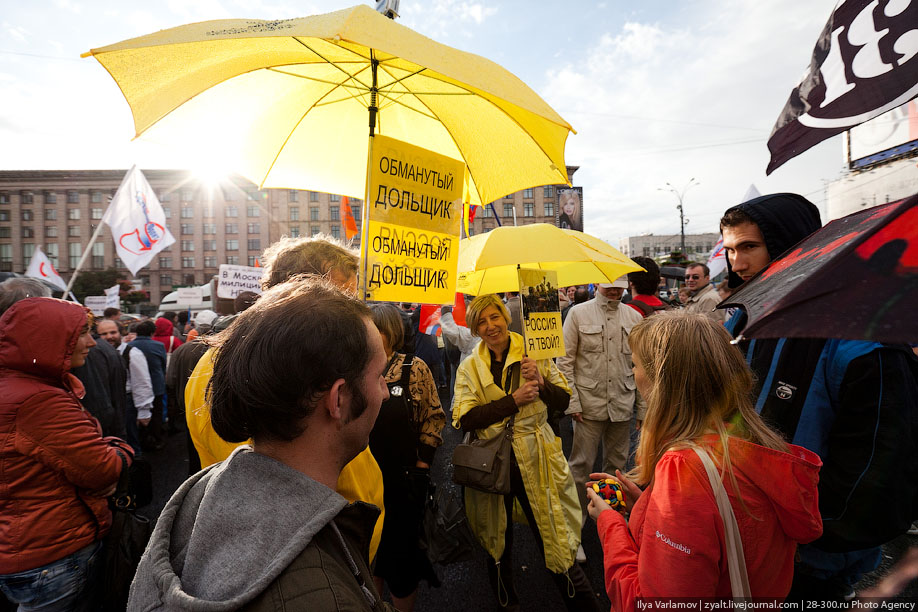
[0,166,580,305]
[618,232,721,262]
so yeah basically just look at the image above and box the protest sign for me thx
[84,296,108,316]
[362,135,464,304]
[217,264,263,299]
[177,287,204,304]
[518,268,565,360]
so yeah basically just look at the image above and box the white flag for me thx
[25,246,67,291]
[103,166,175,276]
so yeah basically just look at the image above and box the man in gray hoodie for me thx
[129,278,394,611]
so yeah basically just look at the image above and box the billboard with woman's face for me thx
[557,187,583,232]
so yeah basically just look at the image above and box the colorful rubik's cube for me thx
[592,478,626,510]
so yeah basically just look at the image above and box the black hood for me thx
[723,193,822,288]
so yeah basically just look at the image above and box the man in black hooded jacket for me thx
[720,193,918,602]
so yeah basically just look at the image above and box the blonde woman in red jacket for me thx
[0,298,133,610]
[587,312,823,609]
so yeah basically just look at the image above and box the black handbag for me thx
[421,483,479,565]
[451,362,519,495]
[100,452,153,611]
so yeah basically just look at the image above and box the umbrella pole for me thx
[360,56,380,302]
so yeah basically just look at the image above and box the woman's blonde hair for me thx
[629,311,787,487]
[466,294,511,338]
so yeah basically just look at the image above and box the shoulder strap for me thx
[691,445,751,599]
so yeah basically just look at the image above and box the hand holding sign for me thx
[520,356,544,388]
[512,379,540,406]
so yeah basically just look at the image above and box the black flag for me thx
[766,0,918,175]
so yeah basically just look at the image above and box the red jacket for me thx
[0,298,133,574]
[597,436,822,609]
[153,317,182,353]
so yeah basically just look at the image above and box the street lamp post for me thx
[658,178,700,257]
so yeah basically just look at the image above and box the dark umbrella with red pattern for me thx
[720,194,918,343]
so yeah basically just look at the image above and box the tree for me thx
[71,268,130,302]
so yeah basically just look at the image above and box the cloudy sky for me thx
[0,0,846,244]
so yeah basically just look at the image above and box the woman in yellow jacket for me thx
[453,294,601,612]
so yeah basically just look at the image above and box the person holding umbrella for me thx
[452,295,601,612]
[720,193,918,601]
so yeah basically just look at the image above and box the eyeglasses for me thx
[684,274,702,280]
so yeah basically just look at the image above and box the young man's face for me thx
[683,265,708,292]
[722,222,771,282]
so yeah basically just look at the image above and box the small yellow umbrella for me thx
[456,223,644,295]
[82,4,574,208]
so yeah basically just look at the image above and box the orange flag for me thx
[342,196,359,240]
[453,292,467,327]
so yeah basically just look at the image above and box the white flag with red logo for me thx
[103,166,175,276]
[25,247,67,291]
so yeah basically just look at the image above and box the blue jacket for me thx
[726,312,918,581]
[129,336,167,397]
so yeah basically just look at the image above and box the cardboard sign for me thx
[217,264,263,299]
[518,268,565,360]
[362,135,464,304]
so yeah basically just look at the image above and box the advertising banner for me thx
[363,135,464,304]
[518,268,565,360]
[557,186,583,232]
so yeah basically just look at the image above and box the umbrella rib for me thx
[267,67,372,93]
[290,37,373,93]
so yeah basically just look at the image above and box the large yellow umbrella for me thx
[82,4,574,208]
[456,223,644,295]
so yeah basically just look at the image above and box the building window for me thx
[181,189,193,202]
[524,203,534,217]
[0,245,11,272]
[162,207,172,219]
[482,204,493,217]
[45,192,57,204]
[22,227,35,238]
[183,273,196,285]
[289,190,299,202]
[503,203,514,218]
[91,208,103,220]
[0,227,9,238]
[0,210,8,221]
[544,201,554,217]
[522,188,533,199]
[45,243,59,267]
[310,207,319,221]
[204,256,217,267]
[181,240,194,251]
[202,207,214,217]
[247,239,261,251]
[182,257,195,268]
[91,243,104,269]
[22,243,35,262]
[246,190,258,201]
[22,210,34,222]
[44,209,57,221]
[225,223,238,234]
[91,191,103,204]
[247,223,260,234]
[330,193,340,202]
[310,226,320,236]
[289,206,299,221]
[202,223,216,234]
[68,208,80,220]
[160,274,173,287]
[309,191,318,202]
[223,189,237,201]
[180,224,193,235]
[226,255,239,265]
[225,206,238,217]
[0,193,9,204]
[159,191,172,202]
[543,186,553,198]
[21,191,34,204]
[67,191,79,204]
[352,206,361,223]
[68,225,80,237]
[45,226,58,238]
[203,240,216,251]
[330,206,340,221]
[181,206,194,218]
[289,225,300,238]
[248,255,258,266]
[330,225,340,239]
[246,205,260,217]
[159,256,172,268]
[69,243,81,268]
[226,239,239,250]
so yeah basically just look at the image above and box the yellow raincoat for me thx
[452,332,581,573]
[185,348,385,559]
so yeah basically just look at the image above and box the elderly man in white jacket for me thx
[557,278,644,560]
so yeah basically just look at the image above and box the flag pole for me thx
[64,212,107,297]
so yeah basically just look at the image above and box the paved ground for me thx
[141,399,916,610]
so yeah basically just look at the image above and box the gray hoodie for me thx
[129,447,380,611]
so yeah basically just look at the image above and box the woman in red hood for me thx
[587,312,822,609]
[153,316,183,355]
[0,298,133,610]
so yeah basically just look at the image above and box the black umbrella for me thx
[721,194,918,343]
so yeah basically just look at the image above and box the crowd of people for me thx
[0,191,915,611]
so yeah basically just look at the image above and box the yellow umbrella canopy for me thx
[83,4,574,208]
[456,223,645,296]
